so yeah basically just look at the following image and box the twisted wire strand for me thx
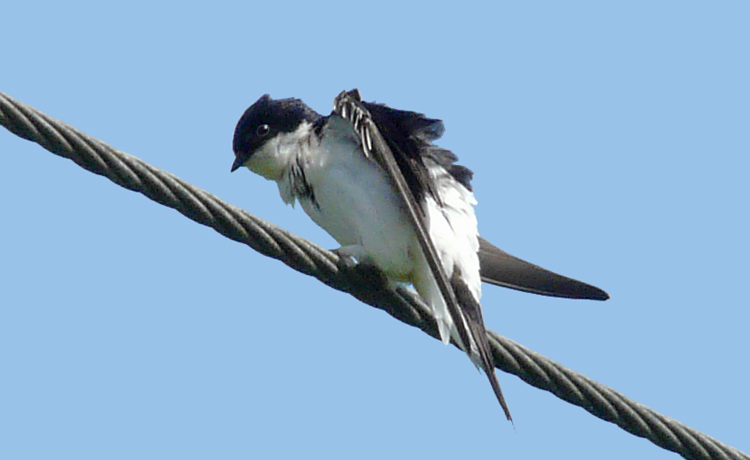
[1,91,746,460]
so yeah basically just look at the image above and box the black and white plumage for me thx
[231,89,609,421]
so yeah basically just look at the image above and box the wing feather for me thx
[333,89,512,420]
[479,237,609,301]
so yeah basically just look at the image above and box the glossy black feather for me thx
[360,100,474,205]
[478,237,609,301]
[451,267,512,421]
[358,94,609,302]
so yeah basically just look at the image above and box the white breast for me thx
[296,117,418,280]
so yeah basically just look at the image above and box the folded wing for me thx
[479,237,609,301]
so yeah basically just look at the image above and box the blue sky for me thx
[1,2,748,459]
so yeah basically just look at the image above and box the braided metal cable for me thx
[1,90,746,460]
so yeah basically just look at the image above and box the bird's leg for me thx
[331,244,370,269]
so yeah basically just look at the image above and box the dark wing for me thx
[333,89,512,421]
[479,237,610,301]
[348,93,609,302]
[361,99,609,302]
[358,98,473,207]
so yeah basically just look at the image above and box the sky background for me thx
[1,2,748,459]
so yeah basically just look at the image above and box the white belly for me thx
[298,131,418,280]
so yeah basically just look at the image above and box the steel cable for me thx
[1,90,746,460]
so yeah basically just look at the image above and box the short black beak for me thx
[230,156,244,172]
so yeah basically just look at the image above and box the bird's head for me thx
[231,94,320,179]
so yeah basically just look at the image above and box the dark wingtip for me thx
[592,288,610,301]
[478,237,610,301]
[484,367,512,422]
[346,88,362,101]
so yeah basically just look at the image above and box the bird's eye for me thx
[256,124,270,136]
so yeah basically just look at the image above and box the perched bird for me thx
[231,89,608,421]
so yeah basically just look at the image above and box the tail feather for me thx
[451,268,513,421]
[485,362,512,422]
[414,252,513,420]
